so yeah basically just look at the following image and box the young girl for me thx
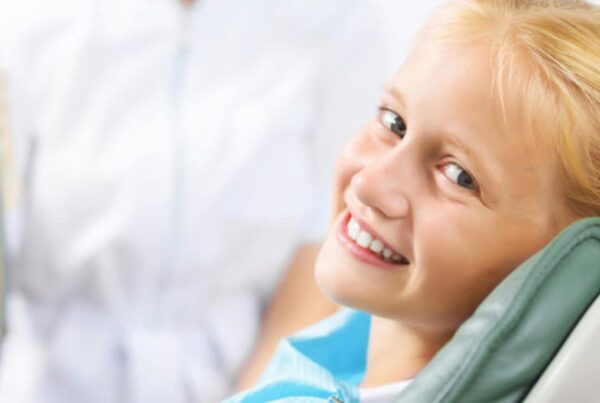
[227,0,600,401]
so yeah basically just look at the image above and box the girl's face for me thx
[315,38,574,332]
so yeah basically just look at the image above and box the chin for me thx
[316,238,356,306]
[315,236,382,313]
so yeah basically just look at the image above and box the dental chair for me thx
[525,295,600,402]
[396,218,600,403]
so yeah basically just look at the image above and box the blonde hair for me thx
[429,0,600,216]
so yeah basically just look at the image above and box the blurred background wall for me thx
[369,0,443,76]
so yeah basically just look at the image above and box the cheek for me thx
[331,130,379,218]
[411,211,510,322]
[416,206,480,267]
[413,212,548,325]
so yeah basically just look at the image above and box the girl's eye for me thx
[379,108,407,138]
[441,163,478,191]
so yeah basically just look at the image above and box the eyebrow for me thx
[444,134,497,205]
[382,83,406,107]
[445,135,484,173]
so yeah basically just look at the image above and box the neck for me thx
[361,315,455,387]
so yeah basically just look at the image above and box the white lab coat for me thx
[0,0,386,402]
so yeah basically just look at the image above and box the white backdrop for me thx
[369,0,443,76]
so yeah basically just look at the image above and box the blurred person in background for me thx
[0,0,390,402]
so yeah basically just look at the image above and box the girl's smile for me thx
[316,31,576,331]
[337,211,410,270]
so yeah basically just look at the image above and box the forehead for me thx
[391,37,505,141]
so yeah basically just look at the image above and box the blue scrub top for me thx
[225,310,371,402]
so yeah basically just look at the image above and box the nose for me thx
[351,149,412,219]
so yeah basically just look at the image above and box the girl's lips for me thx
[336,212,406,270]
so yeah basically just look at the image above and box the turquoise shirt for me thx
[225,310,371,402]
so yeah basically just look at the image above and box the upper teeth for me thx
[347,216,407,264]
